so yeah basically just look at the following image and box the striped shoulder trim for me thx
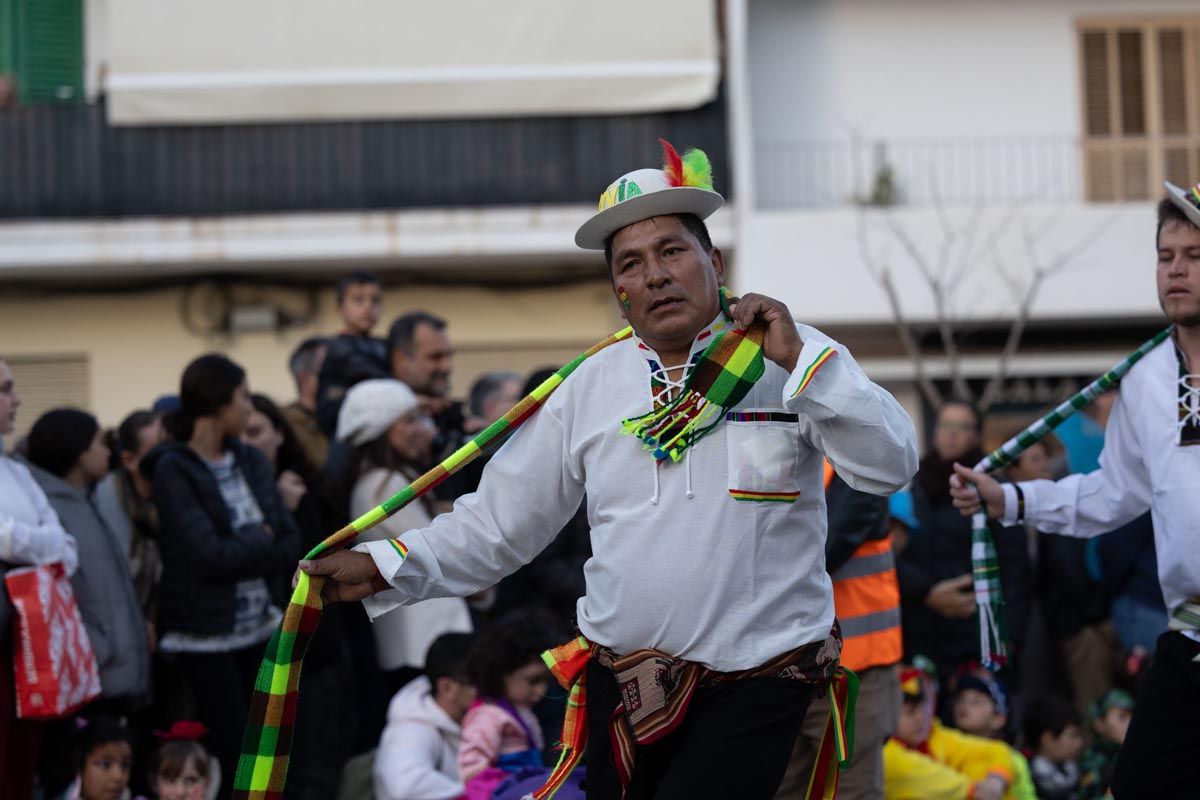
[791,347,837,398]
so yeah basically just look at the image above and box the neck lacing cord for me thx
[1179,374,1200,432]
[648,361,696,504]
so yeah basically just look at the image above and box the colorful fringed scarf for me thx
[232,327,634,799]
[534,632,855,800]
[622,290,767,462]
[967,326,1172,668]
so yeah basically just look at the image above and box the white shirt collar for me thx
[631,313,730,369]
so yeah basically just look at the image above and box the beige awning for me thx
[104,0,720,125]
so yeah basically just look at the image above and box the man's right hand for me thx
[925,573,976,619]
[950,463,1006,518]
[298,551,388,603]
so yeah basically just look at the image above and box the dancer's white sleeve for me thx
[999,390,1151,537]
[784,328,919,496]
[356,394,583,618]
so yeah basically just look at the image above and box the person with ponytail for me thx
[151,354,300,800]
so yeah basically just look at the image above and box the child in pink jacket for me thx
[458,612,558,800]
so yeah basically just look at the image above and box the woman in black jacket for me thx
[151,355,300,799]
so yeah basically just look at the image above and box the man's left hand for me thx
[727,292,804,372]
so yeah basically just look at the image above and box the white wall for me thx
[749,0,1197,141]
[734,201,1163,325]
[747,0,1200,207]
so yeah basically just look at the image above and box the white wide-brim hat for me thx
[1166,181,1200,229]
[336,379,419,446]
[575,141,724,250]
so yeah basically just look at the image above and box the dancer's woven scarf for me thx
[621,292,768,463]
[967,326,1172,668]
[232,327,633,799]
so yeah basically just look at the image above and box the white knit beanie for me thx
[336,379,420,446]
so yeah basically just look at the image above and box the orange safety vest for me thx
[824,461,903,672]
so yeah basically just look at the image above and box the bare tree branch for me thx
[857,211,944,409]
[978,271,1044,411]
[880,213,973,401]
[879,269,945,409]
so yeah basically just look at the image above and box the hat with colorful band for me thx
[574,139,723,250]
[1165,180,1200,228]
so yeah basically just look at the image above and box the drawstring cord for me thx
[648,360,697,503]
[685,451,694,499]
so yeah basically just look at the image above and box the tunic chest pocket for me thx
[725,410,802,503]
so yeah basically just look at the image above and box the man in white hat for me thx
[304,140,918,798]
[951,181,1200,798]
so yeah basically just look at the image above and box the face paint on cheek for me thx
[618,287,631,310]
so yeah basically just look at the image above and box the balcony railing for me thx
[755,136,1084,209]
[0,97,728,219]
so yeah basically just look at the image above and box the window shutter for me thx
[5,354,91,441]
[1117,30,1146,136]
[1081,19,1200,202]
[13,0,83,104]
[1082,30,1112,136]
[1160,29,1188,135]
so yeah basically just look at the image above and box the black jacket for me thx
[316,334,389,436]
[825,474,889,574]
[149,440,302,636]
[1037,533,1110,639]
[898,472,1032,669]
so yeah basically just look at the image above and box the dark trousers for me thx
[584,660,815,800]
[0,639,42,800]
[176,643,265,800]
[1112,631,1200,799]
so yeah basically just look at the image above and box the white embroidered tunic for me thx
[999,339,1200,641]
[357,317,918,671]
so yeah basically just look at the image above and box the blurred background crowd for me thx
[4,0,1199,798]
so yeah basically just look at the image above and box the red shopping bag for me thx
[5,563,101,719]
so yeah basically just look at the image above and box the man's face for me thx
[932,404,980,462]
[392,323,453,397]
[609,216,724,355]
[481,379,522,426]
[338,282,382,335]
[1157,220,1200,326]
[0,360,19,437]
